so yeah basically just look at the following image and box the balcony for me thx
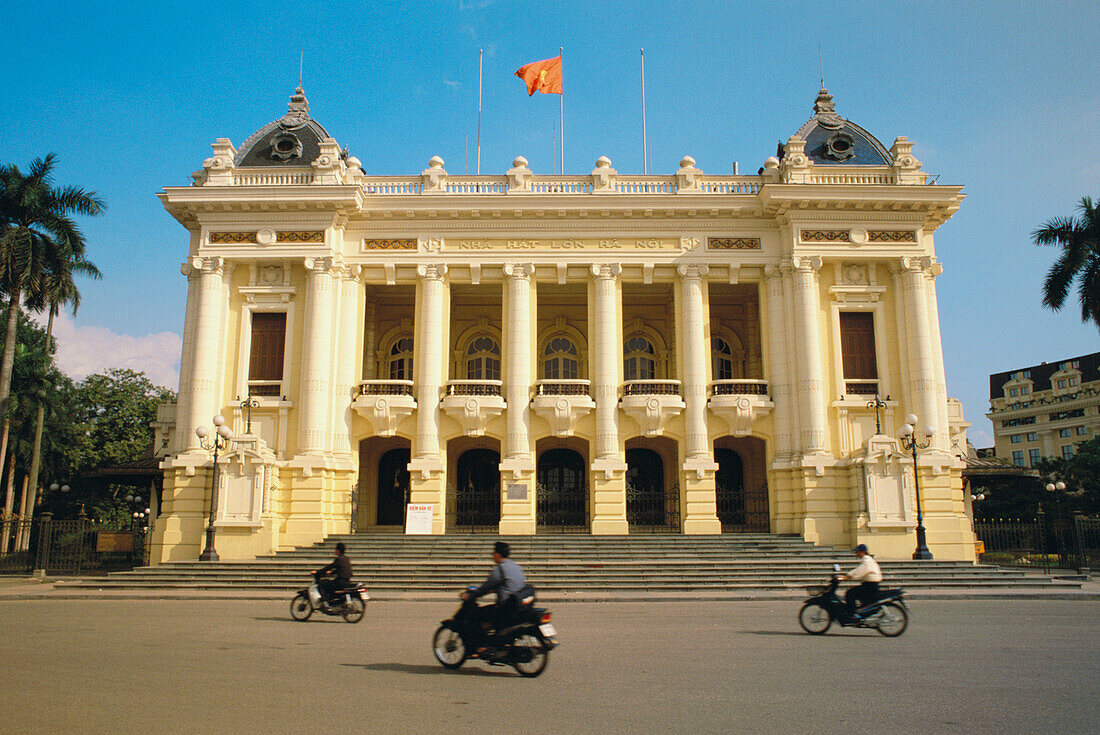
[708,379,773,437]
[532,380,595,437]
[442,380,505,437]
[620,380,685,437]
[352,380,415,437]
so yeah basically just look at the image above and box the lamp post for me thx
[867,393,890,435]
[1045,480,1067,565]
[898,412,934,560]
[195,414,234,561]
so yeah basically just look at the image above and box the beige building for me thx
[988,352,1099,466]
[150,86,977,563]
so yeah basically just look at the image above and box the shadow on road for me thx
[342,662,515,678]
[746,630,876,638]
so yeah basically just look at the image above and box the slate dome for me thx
[793,89,892,166]
[234,87,337,167]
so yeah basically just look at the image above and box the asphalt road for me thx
[0,598,1096,735]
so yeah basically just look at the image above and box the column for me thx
[790,256,829,455]
[500,264,536,533]
[184,257,228,450]
[332,263,362,458]
[764,265,794,460]
[678,264,720,534]
[922,259,949,451]
[173,262,201,452]
[407,265,448,532]
[297,257,335,455]
[589,263,628,534]
[362,294,378,380]
[901,257,940,446]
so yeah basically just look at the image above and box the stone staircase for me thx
[64,533,1069,591]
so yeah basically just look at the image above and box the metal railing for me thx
[717,482,770,532]
[710,379,769,396]
[534,379,591,397]
[0,516,146,575]
[247,380,282,397]
[356,380,415,397]
[622,380,682,397]
[535,482,589,532]
[446,483,500,533]
[626,481,681,532]
[974,512,1097,572]
[445,380,503,397]
[844,381,880,396]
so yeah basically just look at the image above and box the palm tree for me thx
[1032,196,1100,331]
[0,154,104,510]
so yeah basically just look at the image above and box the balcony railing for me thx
[844,380,880,396]
[622,380,681,397]
[356,380,414,397]
[247,380,282,397]
[446,380,503,397]
[535,379,591,397]
[710,379,769,396]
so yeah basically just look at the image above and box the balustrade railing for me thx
[247,380,282,397]
[233,170,315,186]
[807,170,898,185]
[534,379,591,397]
[445,177,508,194]
[361,177,423,195]
[710,379,769,396]
[445,380,504,397]
[356,380,415,397]
[622,380,681,397]
[844,381,880,396]
[528,177,594,194]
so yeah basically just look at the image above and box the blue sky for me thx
[3,0,1098,445]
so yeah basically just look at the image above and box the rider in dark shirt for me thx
[316,542,353,606]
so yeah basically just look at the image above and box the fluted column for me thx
[589,263,628,534]
[765,264,794,460]
[409,264,448,473]
[678,264,715,468]
[923,259,949,451]
[790,256,829,455]
[332,263,362,458]
[297,257,335,455]
[173,262,201,453]
[501,264,535,470]
[901,256,941,447]
[184,257,228,451]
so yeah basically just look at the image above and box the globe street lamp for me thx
[1045,480,1068,563]
[195,415,233,561]
[898,413,934,560]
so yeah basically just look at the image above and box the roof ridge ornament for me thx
[813,87,844,130]
[280,86,311,130]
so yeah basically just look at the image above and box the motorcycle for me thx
[432,586,558,677]
[798,565,909,637]
[289,572,369,623]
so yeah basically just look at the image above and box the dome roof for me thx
[793,89,892,166]
[234,87,336,167]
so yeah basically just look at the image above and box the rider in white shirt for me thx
[839,544,882,620]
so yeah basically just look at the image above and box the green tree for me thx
[1032,196,1100,331]
[0,154,104,491]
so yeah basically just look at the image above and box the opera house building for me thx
[150,85,976,563]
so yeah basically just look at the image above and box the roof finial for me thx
[818,44,824,90]
[299,50,304,91]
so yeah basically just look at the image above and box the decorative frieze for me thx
[364,238,417,250]
[208,231,324,244]
[277,231,325,243]
[800,230,850,243]
[868,230,917,243]
[708,237,761,250]
[209,232,256,244]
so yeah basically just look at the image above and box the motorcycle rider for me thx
[461,541,528,650]
[315,541,353,608]
[839,543,882,621]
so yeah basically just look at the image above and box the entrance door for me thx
[377,448,410,526]
[715,447,768,531]
[626,448,676,529]
[537,449,587,530]
[454,448,501,530]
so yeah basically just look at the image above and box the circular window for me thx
[825,132,856,161]
[270,132,302,161]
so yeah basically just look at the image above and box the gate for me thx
[717,482,770,532]
[0,515,146,575]
[626,481,681,532]
[536,448,588,532]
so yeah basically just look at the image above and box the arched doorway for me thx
[453,448,501,531]
[715,446,768,532]
[537,448,587,530]
[376,448,410,526]
[626,447,676,529]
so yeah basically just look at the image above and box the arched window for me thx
[712,337,734,380]
[542,336,579,380]
[388,337,414,380]
[624,335,656,381]
[465,335,501,380]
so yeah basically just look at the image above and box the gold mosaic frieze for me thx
[707,237,761,250]
[868,230,917,243]
[208,231,256,244]
[800,230,850,242]
[277,231,325,243]
[363,239,418,250]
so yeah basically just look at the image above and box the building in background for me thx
[988,352,1100,466]
[150,86,976,563]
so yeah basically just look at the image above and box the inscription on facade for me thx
[451,238,680,251]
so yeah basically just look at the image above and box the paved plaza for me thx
[0,598,1097,734]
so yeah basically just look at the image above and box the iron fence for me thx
[974,512,1097,573]
[626,481,681,532]
[0,516,146,575]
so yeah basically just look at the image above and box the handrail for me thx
[445,380,504,397]
[622,379,682,397]
[535,379,592,396]
[356,380,415,397]
[710,379,769,396]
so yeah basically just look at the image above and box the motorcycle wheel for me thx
[873,602,908,637]
[432,625,467,669]
[290,593,312,622]
[341,597,366,623]
[798,603,832,634]
[510,633,549,678]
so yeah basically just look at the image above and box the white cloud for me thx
[443,79,462,90]
[968,429,993,449]
[39,313,181,390]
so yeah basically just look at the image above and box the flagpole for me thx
[640,48,648,175]
[477,48,483,175]
[559,46,564,175]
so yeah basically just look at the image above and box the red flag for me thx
[515,55,563,96]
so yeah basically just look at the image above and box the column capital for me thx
[190,256,228,275]
[416,263,448,280]
[899,255,940,275]
[503,263,535,280]
[303,256,334,274]
[676,263,710,280]
[790,255,822,272]
[590,263,622,279]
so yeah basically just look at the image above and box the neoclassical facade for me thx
[150,86,977,563]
